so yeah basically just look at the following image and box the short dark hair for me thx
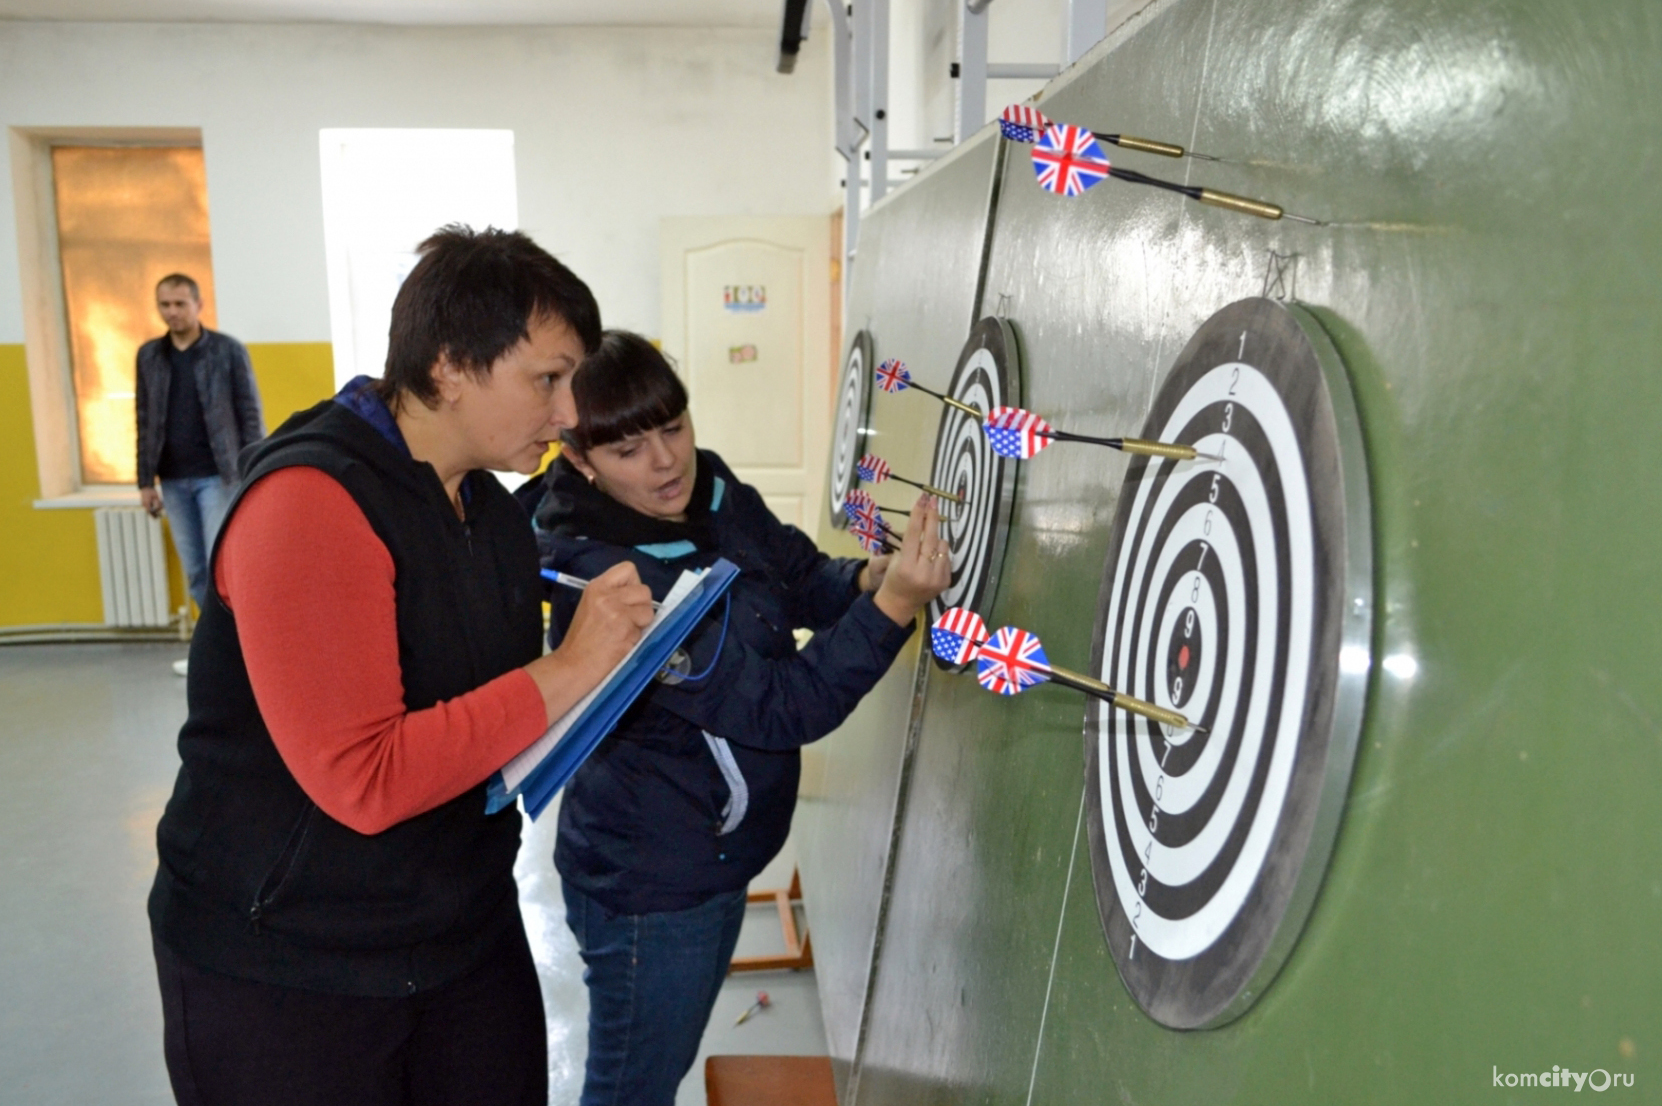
[563,330,689,453]
[156,273,200,300]
[379,224,602,407]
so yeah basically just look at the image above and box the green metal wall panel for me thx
[802,0,1661,1101]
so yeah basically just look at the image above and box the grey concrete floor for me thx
[0,643,826,1105]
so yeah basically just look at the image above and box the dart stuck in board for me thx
[856,453,967,506]
[982,405,1223,462]
[875,358,983,417]
[1000,103,1218,161]
[929,607,1201,732]
[1031,123,1323,224]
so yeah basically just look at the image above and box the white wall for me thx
[0,21,835,345]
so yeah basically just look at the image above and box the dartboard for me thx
[828,330,876,529]
[925,317,1023,659]
[1084,298,1372,1030]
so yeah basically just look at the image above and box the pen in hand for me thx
[541,568,662,611]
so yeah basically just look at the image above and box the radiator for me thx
[94,507,173,629]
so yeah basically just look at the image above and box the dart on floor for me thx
[1031,123,1323,224]
[856,453,966,506]
[874,358,982,417]
[734,991,771,1027]
[1000,103,1217,161]
[982,405,1223,462]
[930,607,1203,732]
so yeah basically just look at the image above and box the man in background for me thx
[136,273,265,674]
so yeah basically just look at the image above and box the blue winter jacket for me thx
[535,450,914,914]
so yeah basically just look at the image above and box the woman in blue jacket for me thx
[534,330,949,1106]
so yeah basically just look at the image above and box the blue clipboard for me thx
[485,557,739,820]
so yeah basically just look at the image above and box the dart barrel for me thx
[919,482,967,505]
[1105,691,1192,731]
[1196,189,1286,221]
[1113,134,1186,159]
[1118,438,1201,461]
[1050,664,1195,730]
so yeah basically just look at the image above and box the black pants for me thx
[153,926,546,1106]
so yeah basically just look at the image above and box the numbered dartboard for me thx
[1084,298,1372,1029]
[828,330,876,529]
[925,317,1023,659]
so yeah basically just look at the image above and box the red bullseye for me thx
[1179,645,1191,670]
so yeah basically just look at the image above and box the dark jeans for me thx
[562,879,748,1106]
[153,925,546,1106]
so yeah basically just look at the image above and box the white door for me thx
[661,217,833,530]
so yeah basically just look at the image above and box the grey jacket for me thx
[135,328,265,488]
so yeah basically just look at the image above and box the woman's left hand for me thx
[859,554,893,593]
[872,495,952,626]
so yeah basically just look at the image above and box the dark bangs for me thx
[565,330,689,452]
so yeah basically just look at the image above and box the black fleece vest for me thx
[148,400,542,996]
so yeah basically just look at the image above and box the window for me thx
[318,129,518,390]
[52,145,216,486]
[10,126,210,502]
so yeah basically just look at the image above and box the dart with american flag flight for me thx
[1000,103,1217,161]
[844,488,910,523]
[874,358,982,418]
[1031,123,1323,224]
[928,607,1204,732]
[856,453,967,506]
[982,405,1222,462]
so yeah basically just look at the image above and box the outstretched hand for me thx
[872,494,952,627]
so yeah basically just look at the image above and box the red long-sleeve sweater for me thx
[214,466,548,835]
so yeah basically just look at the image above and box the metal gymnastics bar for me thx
[776,0,1110,300]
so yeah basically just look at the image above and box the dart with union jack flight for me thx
[856,453,966,506]
[982,405,1222,462]
[843,490,908,544]
[874,358,982,418]
[929,607,1203,732]
[1000,103,1217,162]
[1030,122,1323,224]
[841,492,900,554]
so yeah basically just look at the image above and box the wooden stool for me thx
[728,868,813,973]
[704,1055,837,1106]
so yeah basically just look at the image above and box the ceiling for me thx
[0,0,791,26]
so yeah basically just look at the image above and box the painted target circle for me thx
[1084,298,1373,1029]
[828,330,875,529]
[925,318,1022,656]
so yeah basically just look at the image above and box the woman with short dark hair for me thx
[148,227,657,1105]
[534,329,952,1106]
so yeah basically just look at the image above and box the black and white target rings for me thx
[1084,298,1373,1029]
[926,318,1023,655]
[828,330,876,529]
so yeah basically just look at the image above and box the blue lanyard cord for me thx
[677,594,732,684]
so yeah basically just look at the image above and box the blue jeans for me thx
[160,476,232,610]
[562,880,747,1106]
